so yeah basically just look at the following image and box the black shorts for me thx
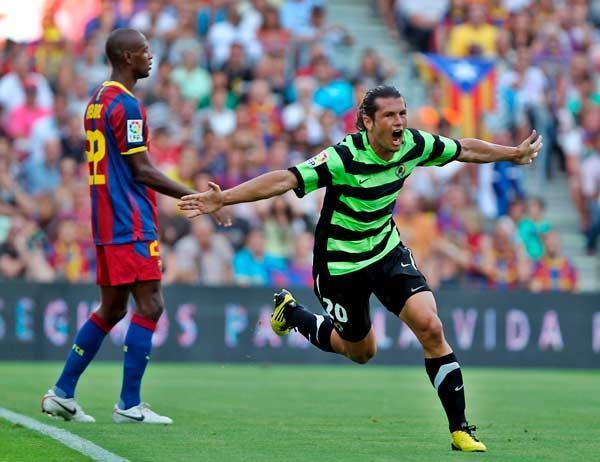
[313,244,430,342]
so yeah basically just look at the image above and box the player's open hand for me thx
[178,182,225,219]
[514,130,543,165]
[211,208,232,227]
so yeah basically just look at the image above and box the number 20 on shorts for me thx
[86,129,106,185]
[322,297,348,323]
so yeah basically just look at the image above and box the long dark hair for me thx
[355,85,404,131]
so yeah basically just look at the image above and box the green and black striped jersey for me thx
[288,129,461,276]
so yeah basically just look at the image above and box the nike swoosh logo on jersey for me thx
[52,399,76,415]
[115,411,145,422]
[455,384,464,392]
[400,262,411,267]
[411,285,425,293]
[359,178,369,184]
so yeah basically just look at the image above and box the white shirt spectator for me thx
[171,230,234,285]
[129,8,178,37]
[501,0,533,12]
[498,66,548,109]
[394,0,449,23]
[203,108,236,138]
[581,153,600,200]
[0,73,53,111]
[207,18,261,67]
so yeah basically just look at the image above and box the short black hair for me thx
[356,85,404,131]
[105,28,144,66]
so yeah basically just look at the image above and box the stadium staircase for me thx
[534,176,599,292]
[327,0,599,292]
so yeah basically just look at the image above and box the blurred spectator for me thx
[280,0,324,36]
[294,5,353,68]
[129,0,177,41]
[394,0,449,52]
[48,216,92,283]
[156,193,190,255]
[318,109,345,146]
[67,76,91,118]
[581,135,600,254]
[202,89,237,138]
[492,159,525,218]
[353,48,396,88]
[498,46,551,190]
[263,196,297,259]
[394,187,440,263]
[232,228,286,286]
[447,2,499,57]
[75,40,110,92]
[478,217,530,289]
[530,231,577,292]
[0,215,54,282]
[83,0,129,43]
[166,215,233,285]
[257,5,291,56]
[29,92,70,163]
[34,20,69,83]
[167,3,205,67]
[253,49,291,100]
[0,49,54,112]
[171,49,212,106]
[21,137,62,195]
[220,42,255,99]
[245,78,283,145]
[207,3,261,69]
[270,231,314,288]
[53,157,81,215]
[5,78,51,143]
[60,113,86,163]
[196,0,228,38]
[516,197,552,261]
[0,141,35,217]
[282,76,323,142]
[165,144,199,190]
[312,56,354,116]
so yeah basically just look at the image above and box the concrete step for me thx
[573,255,599,292]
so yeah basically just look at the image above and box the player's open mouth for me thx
[392,129,403,147]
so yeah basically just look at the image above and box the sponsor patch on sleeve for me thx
[305,151,328,168]
[127,119,143,143]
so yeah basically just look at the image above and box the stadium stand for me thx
[0,0,597,291]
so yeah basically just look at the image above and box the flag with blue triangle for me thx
[415,53,497,138]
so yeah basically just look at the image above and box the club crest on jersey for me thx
[396,165,406,177]
[306,151,328,168]
[127,119,143,143]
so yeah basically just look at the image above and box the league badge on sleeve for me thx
[127,119,144,143]
[305,150,329,168]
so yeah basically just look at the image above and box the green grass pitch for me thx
[0,362,598,461]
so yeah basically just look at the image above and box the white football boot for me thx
[41,389,96,422]
[112,402,173,424]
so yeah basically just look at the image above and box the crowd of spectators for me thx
[382,0,600,290]
[0,0,590,292]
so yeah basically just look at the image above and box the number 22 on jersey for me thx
[86,129,106,185]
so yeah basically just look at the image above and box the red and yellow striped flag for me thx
[415,53,496,138]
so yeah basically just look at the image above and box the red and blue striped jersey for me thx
[84,80,158,245]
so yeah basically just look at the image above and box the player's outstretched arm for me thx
[125,149,231,226]
[457,129,543,165]
[178,170,298,218]
[126,150,197,198]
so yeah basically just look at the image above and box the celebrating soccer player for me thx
[178,85,542,450]
[41,29,229,424]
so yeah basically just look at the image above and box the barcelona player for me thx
[42,29,229,424]
[178,85,543,449]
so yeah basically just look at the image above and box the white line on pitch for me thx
[0,408,128,462]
